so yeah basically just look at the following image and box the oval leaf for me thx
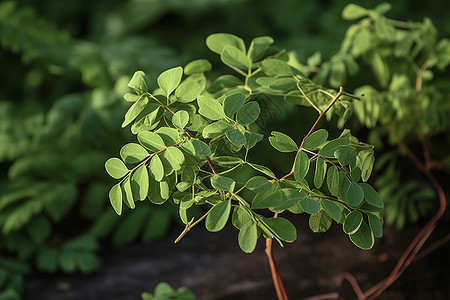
[206,33,246,55]
[221,46,251,71]
[131,164,149,200]
[262,217,297,242]
[368,214,383,238]
[164,147,184,170]
[197,95,225,120]
[294,151,310,181]
[269,131,298,153]
[157,66,183,97]
[238,221,258,253]
[105,158,129,179]
[343,210,363,234]
[302,129,329,150]
[345,182,364,207]
[109,184,123,215]
[321,199,342,222]
[223,93,246,118]
[137,132,166,152]
[206,200,231,232]
[359,183,384,208]
[211,175,235,192]
[236,102,260,126]
[120,143,149,164]
[299,198,320,214]
[349,221,374,250]
[149,154,164,182]
[172,110,189,129]
[246,176,272,193]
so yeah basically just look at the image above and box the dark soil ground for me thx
[24,214,450,300]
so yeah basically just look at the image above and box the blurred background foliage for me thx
[0,0,449,298]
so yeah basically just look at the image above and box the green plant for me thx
[141,282,196,300]
[105,33,384,299]
[299,3,449,299]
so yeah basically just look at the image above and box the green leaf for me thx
[181,139,212,157]
[335,147,356,167]
[147,177,165,205]
[120,143,149,164]
[164,147,184,171]
[206,200,231,232]
[238,221,258,253]
[370,52,389,88]
[314,157,327,188]
[206,33,246,55]
[299,198,320,214]
[309,213,332,233]
[342,4,368,20]
[294,151,310,181]
[349,221,374,250]
[197,95,225,120]
[122,96,149,128]
[149,154,164,182]
[302,129,329,150]
[359,150,375,182]
[326,166,341,196]
[105,158,129,179]
[343,210,363,234]
[319,138,350,158]
[210,156,244,167]
[269,131,298,153]
[246,176,272,193]
[156,127,181,145]
[247,163,276,178]
[359,183,384,208]
[137,132,166,152]
[109,184,122,215]
[244,131,264,149]
[321,199,342,222]
[221,46,251,71]
[223,93,246,118]
[131,164,149,200]
[211,175,235,192]
[202,121,232,139]
[368,214,383,238]
[261,217,297,242]
[123,93,140,102]
[127,71,148,94]
[157,66,183,97]
[252,190,283,210]
[248,36,274,61]
[175,80,205,103]
[185,59,212,75]
[270,188,305,212]
[236,101,260,126]
[345,182,364,207]
[225,128,246,145]
[122,177,136,209]
[172,110,189,129]
[261,59,293,77]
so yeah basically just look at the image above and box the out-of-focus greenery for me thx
[0,0,449,298]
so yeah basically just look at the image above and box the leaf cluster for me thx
[106,33,384,252]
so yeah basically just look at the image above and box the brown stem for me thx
[358,126,447,299]
[265,213,289,300]
[338,272,365,300]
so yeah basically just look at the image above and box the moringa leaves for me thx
[269,131,298,153]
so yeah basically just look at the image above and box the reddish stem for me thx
[265,213,289,300]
